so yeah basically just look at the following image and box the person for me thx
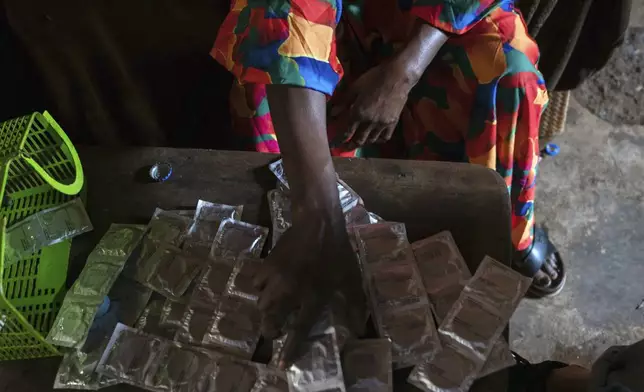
[509,339,644,392]
[212,0,560,364]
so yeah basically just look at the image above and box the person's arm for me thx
[340,0,508,148]
[266,85,344,230]
[257,85,366,367]
[212,0,360,367]
[254,85,364,368]
[340,23,448,148]
[394,23,449,84]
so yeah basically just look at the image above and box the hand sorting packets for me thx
[253,221,367,369]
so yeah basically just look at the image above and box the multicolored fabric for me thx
[405,0,514,34]
[213,0,344,95]
[213,0,547,252]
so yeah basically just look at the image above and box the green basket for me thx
[0,111,84,361]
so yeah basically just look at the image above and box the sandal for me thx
[513,226,567,298]
[508,352,569,392]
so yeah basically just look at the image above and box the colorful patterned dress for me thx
[212,0,548,253]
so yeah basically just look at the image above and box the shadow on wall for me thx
[0,0,233,149]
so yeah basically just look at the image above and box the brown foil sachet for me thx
[354,223,441,368]
[408,257,532,392]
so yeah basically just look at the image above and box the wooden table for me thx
[0,147,512,392]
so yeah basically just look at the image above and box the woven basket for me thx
[539,90,570,148]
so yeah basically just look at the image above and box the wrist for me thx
[292,190,345,229]
[392,23,448,86]
[388,57,422,91]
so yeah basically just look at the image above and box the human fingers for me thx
[258,276,297,338]
[279,297,326,369]
[378,124,396,143]
[342,120,361,146]
[340,265,368,335]
[349,122,376,148]
[367,125,387,144]
[258,273,295,313]
[260,295,295,338]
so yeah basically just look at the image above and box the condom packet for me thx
[367,261,428,308]
[415,256,530,391]
[47,224,146,348]
[108,276,153,327]
[130,209,193,280]
[269,159,361,213]
[191,354,288,392]
[354,222,414,266]
[439,295,505,360]
[202,297,262,359]
[146,208,192,246]
[354,223,439,367]
[158,297,189,329]
[183,201,244,257]
[5,198,93,266]
[225,257,263,303]
[479,339,515,378]
[196,256,263,357]
[204,357,289,392]
[342,339,393,392]
[267,190,292,247]
[408,339,483,392]
[269,309,348,392]
[438,257,531,362]
[137,243,203,300]
[337,179,362,212]
[428,285,465,323]
[250,366,290,392]
[98,323,286,392]
[210,219,269,259]
[54,346,109,390]
[411,233,515,377]
[376,304,441,369]
[345,206,382,259]
[269,160,288,187]
[412,232,471,295]
[191,257,236,309]
[175,305,216,345]
[463,256,533,318]
[276,179,291,195]
[344,205,373,227]
[135,298,176,339]
[285,324,346,392]
[54,344,121,390]
[189,200,244,242]
[54,275,150,390]
[269,297,357,369]
[95,323,174,391]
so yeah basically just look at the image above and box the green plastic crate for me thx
[0,111,84,361]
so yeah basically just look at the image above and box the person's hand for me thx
[334,60,417,150]
[253,214,365,368]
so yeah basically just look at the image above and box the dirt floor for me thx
[511,1,644,367]
[576,27,644,126]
